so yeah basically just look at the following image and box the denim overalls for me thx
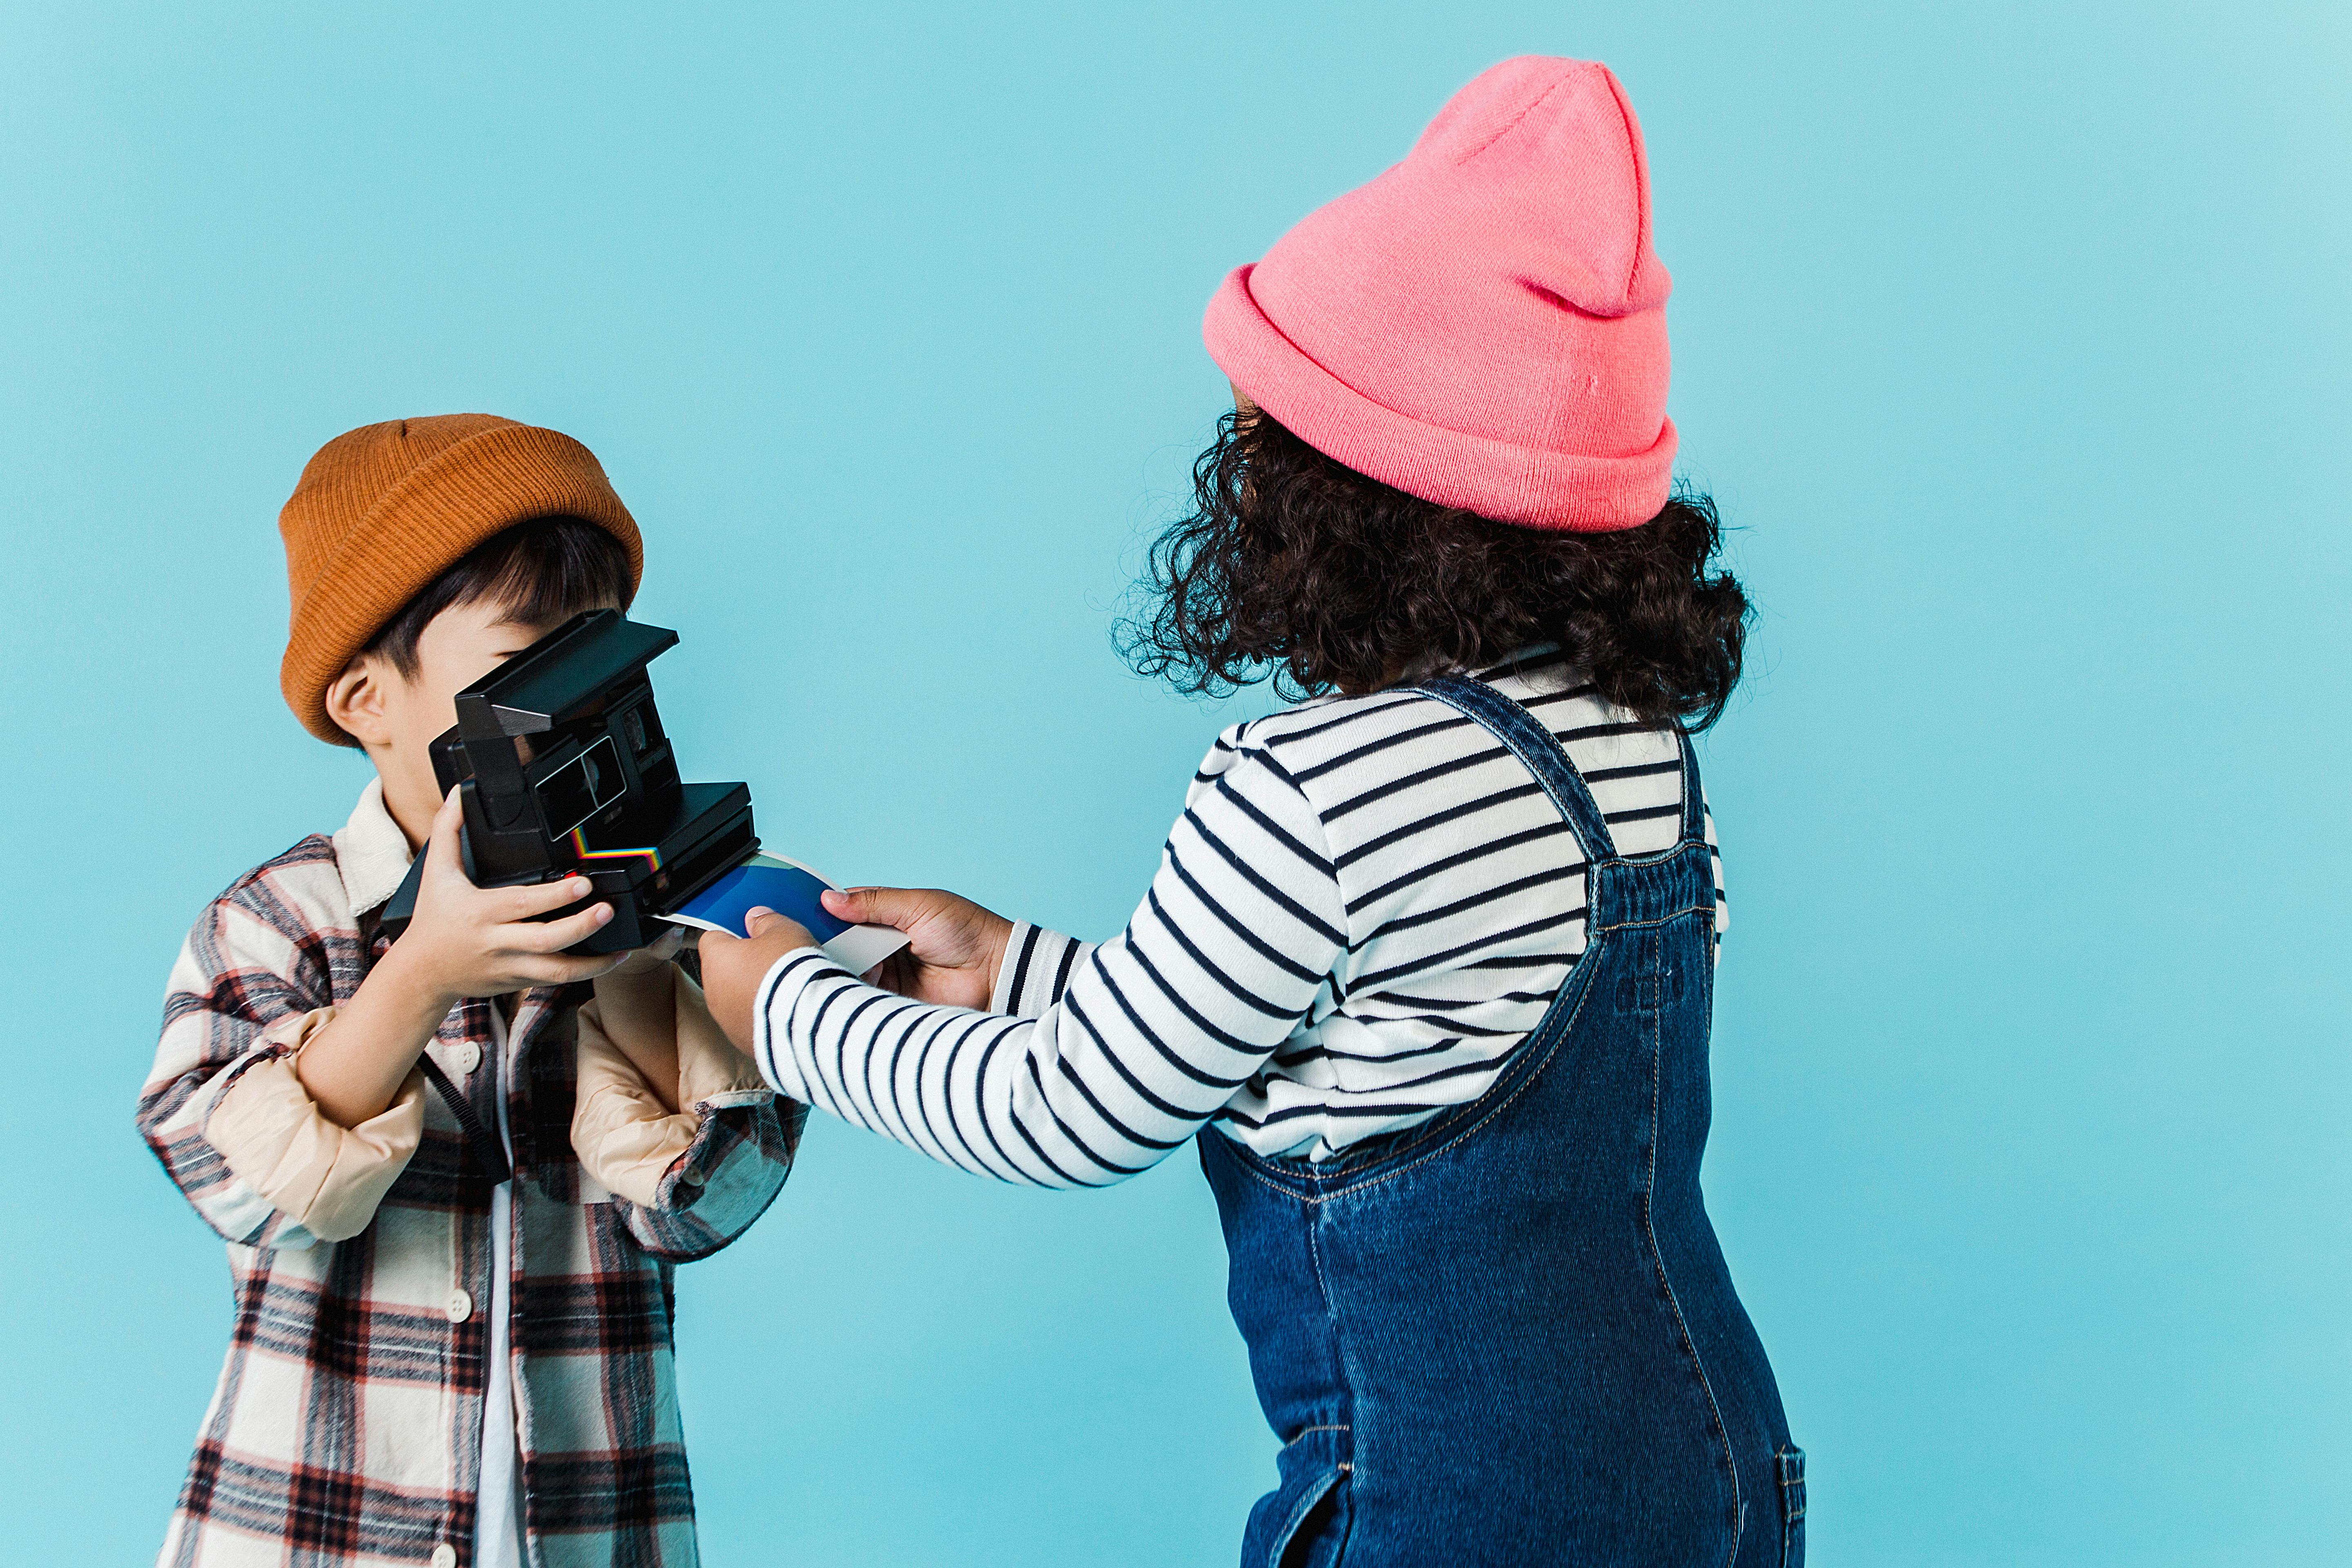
[1199,676,1804,1568]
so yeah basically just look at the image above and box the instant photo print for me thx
[380,609,757,955]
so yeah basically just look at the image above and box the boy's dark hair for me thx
[1122,409,1751,730]
[347,516,634,735]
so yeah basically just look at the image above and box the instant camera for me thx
[381,610,757,955]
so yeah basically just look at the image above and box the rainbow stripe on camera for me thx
[567,826,662,871]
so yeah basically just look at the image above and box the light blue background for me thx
[2,3,2344,1563]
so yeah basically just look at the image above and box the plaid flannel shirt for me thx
[138,782,802,1567]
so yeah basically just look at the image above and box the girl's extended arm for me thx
[699,736,1347,1188]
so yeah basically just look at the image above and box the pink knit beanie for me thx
[1203,56,1675,531]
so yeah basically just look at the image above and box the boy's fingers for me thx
[508,903,615,952]
[522,952,627,986]
[423,788,466,873]
[496,876,596,921]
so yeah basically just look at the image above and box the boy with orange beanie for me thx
[138,415,800,1568]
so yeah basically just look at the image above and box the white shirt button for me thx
[431,1545,458,1568]
[445,1289,474,1323]
[453,1042,482,1074]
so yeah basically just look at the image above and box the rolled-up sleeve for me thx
[203,1008,425,1243]
[572,967,800,1261]
[139,894,374,1251]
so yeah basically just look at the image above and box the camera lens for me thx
[537,736,627,837]
[621,702,664,757]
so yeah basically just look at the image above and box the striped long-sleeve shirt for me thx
[751,652,1724,1183]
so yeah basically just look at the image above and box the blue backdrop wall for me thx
[2,4,2345,1563]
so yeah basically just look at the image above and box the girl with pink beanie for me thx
[705,56,1802,1567]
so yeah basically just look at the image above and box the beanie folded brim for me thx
[1203,265,1676,531]
[281,422,641,743]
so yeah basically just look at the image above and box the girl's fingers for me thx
[824,885,938,933]
[741,908,817,947]
[818,886,872,922]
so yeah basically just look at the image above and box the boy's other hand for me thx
[698,907,820,1053]
[821,887,1013,1012]
[589,929,689,1116]
[385,789,629,1007]
[605,926,687,977]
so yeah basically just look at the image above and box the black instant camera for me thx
[381,610,757,955]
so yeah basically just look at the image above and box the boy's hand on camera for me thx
[698,907,820,1052]
[385,789,628,1005]
[822,886,1013,1011]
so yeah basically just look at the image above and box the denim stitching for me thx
[1593,897,1717,933]
[1223,885,1715,1207]
[1284,1215,1356,1568]
[1302,1185,1355,1483]
[1776,1446,1806,1568]
[1223,759,1707,1206]
[1673,724,1706,844]
[1633,924,1741,1565]
[1776,1446,1807,1520]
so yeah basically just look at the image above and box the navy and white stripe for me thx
[751,652,1724,1182]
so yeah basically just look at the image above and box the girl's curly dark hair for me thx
[1121,408,1751,729]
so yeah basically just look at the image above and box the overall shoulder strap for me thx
[1413,674,1621,865]
[1673,720,1706,844]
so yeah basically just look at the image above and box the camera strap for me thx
[417,1052,513,1187]
[359,909,514,1187]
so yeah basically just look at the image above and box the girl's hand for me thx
[820,886,1013,1011]
[698,908,821,1054]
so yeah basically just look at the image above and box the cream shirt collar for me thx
[331,777,416,917]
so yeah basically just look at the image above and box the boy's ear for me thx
[323,655,392,750]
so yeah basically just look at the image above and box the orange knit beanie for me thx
[278,414,643,744]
